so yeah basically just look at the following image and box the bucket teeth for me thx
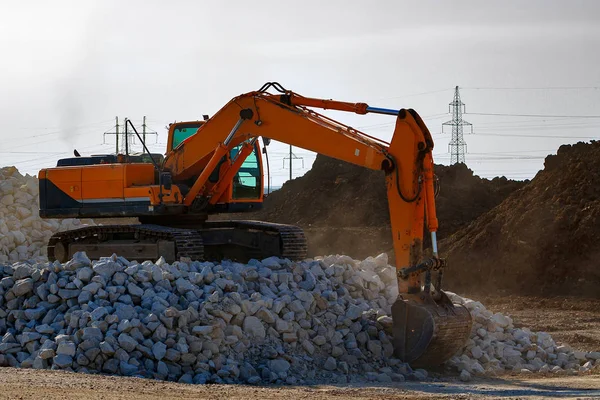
[391,292,472,368]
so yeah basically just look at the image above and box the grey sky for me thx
[1,0,599,185]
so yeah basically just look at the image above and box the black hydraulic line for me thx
[264,142,271,195]
[398,257,446,280]
[125,120,129,157]
[389,154,422,203]
[124,119,161,172]
[424,270,432,293]
[258,82,288,93]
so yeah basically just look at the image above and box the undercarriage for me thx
[47,220,307,264]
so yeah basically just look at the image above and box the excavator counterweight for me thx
[39,82,472,368]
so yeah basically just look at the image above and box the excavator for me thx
[38,82,472,368]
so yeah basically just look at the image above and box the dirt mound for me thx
[235,155,525,258]
[256,155,388,228]
[442,141,600,297]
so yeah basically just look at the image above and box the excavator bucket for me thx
[391,291,472,368]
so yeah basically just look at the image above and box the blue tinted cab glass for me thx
[230,144,261,199]
[172,124,201,149]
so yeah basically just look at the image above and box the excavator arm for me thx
[166,85,429,291]
[163,82,472,366]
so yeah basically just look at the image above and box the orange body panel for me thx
[81,165,124,200]
[44,164,160,203]
[46,168,82,202]
[124,164,155,187]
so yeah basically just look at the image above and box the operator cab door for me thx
[229,142,263,202]
[230,142,263,202]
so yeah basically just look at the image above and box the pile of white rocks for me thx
[0,253,419,384]
[0,166,94,262]
[445,292,600,381]
[0,250,596,385]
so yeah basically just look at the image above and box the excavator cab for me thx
[166,121,264,210]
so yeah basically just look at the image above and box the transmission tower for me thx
[442,86,473,164]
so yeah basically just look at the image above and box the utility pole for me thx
[115,116,119,154]
[142,116,147,153]
[283,146,305,180]
[138,116,157,151]
[442,86,473,164]
[103,116,121,154]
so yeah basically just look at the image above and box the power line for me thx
[368,88,453,102]
[463,86,600,90]
[474,119,600,128]
[9,143,114,168]
[472,133,598,139]
[476,125,600,132]
[0,151,66,155]
[463,149,559,155]
[2,125,116,152]
[2,120,115,148]
[465,112,600,118]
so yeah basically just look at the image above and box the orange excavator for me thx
[38,82,472,367]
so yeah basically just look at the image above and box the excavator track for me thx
[47,220,307,263]
[201,220,308,261]
[47,224,204,263]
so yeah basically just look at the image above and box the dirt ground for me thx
[0,295,597,400]
[468,295,600,352]
[0,367,597,400]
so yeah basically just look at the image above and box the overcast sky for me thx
[1,0,599,185]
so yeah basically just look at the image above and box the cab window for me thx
[172,124,201,149]
[230,143,261,199]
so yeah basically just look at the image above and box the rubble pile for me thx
[0,252,596,385]
[445,292,599,381]
[0,166,94,262]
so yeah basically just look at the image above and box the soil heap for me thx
[234,155,525,258]
[442,141,600,297]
